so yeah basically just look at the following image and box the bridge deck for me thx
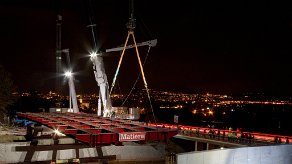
[17,112,291,146]
[17,112,178,146]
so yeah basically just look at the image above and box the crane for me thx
[89,52,111,117]
[62,49,79,113]
[87,0,156,118]
[65,71,79,113]
[104,39,157,53]
[90,39,157,117]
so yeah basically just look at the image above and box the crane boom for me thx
[104,39,157,53]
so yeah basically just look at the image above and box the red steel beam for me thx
[17,112,178,146]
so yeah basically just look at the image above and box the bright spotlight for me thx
[90,52,98,58]
[54,129,63,136]
[89,52,101,58]
[65,71,72,77]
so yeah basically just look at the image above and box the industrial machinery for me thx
[87,0,157,118]
[52,49,79,113]
[89,40,157,117]
[63,49,79,113]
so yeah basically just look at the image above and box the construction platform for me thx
[17,112,178,146]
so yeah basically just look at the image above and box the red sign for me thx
[119,132,146,142]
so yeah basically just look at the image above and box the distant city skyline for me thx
[1,1,292,96]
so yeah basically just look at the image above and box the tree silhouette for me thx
[0,65,16,123]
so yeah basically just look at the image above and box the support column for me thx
[206,143,209,150]
[195,141,198,151]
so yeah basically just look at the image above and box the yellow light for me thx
[192,110,197,114]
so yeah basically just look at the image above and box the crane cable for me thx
[86,0,98,51]
[121,45,151,106]
[109,31,131,95]
[132,32,157,124]
[110,0,157,123]
[110,31,157,123]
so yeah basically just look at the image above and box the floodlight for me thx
[65,71,72,77]
[54,129,62,136]
[90,52,98,58]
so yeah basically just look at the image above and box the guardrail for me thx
[147,123,291,146]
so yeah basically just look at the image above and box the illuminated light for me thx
[192,110,197,114]
[64,71,72,77]
[54,129,63,136]
[220,147,224,149]
[89,52,98,58]
[67,108,73,112]
[56,108,61,112]
[208,110,213,115]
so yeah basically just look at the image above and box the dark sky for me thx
[1,0,292,95]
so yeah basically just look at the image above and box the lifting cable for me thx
[121,45,151,107]
[109,31,131,95]
[110,0,157,123]
[121,7,155,107]
[132,33,157,124]
[110,31,157,123]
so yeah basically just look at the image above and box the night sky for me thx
[1,0,292,95]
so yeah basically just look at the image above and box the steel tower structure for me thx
[56,15,62,97]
